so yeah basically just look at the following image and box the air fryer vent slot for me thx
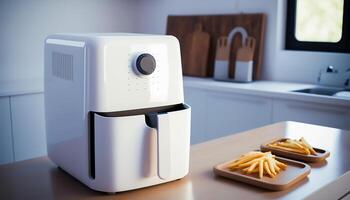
[52,52,73,81]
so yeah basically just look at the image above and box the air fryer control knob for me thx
[135,53,156,75]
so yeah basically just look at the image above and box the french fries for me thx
[228,151,287,179]
[267,137,317,155]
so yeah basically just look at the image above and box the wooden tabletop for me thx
[1,121,350,200]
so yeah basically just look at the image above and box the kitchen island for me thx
[1,121,349,199]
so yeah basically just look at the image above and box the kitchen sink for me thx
[292,87,347,96]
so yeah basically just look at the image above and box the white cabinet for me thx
[185,84,350,145]
[0,97,14,164]
[11,93,47,161]
[184,87,207,144]
[272,99,350,130]
[206,92,272,140]
[184,87,273,144]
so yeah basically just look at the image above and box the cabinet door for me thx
[206,92,272,141]
[0,97,14,164]
[11,93,47,161]
[272,99,350,130]
[184,87,207,144]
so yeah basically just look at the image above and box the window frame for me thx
[285,0,350,53]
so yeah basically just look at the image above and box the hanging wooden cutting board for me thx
[182,23,210,77]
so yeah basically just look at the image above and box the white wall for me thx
[134,0,350,84]
[0,0,139,82]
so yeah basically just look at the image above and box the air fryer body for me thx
[44,33,191,192]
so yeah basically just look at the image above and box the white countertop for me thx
[183,76,350,107]
[0,79,43,97]
[1,77,349,107]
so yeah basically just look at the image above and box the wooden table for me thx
[1,121,350,200]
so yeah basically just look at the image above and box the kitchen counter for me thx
[184,77,350,107]
[1,121,350,199]
[0,79,43,97]
[1,77,349,106]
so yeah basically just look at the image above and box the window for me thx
[295,0,343,43]
[286,0,350,53]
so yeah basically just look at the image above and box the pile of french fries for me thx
[228,151,287,179]
[267,137,317,155]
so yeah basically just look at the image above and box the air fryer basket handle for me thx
[157,113,171,180]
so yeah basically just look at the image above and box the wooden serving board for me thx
[166,14,266,79]
[213,157,311,191]
[260,138,331,163]
[182,23,210,76]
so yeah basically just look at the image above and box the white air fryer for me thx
[44,33,191,193]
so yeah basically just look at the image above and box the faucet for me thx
[318,66,334,83]
[326,65,338,73]
[345,68,350,87]
[317,66,337,83]
[317,65,350,88]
